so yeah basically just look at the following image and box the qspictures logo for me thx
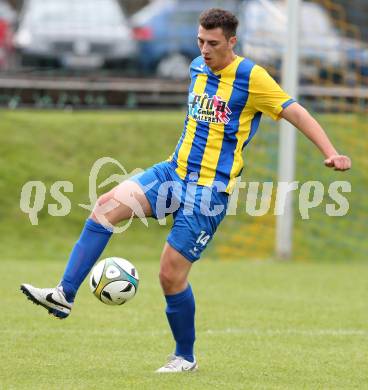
[188,93,232,124]
[19,157,352,233]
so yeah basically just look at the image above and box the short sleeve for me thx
[247,65,295,120]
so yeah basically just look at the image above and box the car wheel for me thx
[156,53,191,79]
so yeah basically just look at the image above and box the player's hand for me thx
[324,155,351,171]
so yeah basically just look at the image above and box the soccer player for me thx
[20,9,351,373]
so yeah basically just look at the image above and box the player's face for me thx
[197,25,237,71]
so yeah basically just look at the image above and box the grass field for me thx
[1,259,367,389]
[0,109,366,388]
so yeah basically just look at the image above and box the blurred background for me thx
[1,0,368,107]
[1,0,367,262]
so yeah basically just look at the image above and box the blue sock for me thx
[165,284,196,362]
[60,218,113,302]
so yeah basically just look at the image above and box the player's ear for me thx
[228,36,237,49]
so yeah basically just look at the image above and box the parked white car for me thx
[14,0,137,69]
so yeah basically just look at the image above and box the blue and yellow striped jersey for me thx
[169,55,295,193]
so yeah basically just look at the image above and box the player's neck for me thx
[210,52,237,73]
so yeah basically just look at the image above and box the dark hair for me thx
[199,8,238,39]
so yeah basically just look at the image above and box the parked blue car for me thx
[131,0,241,79]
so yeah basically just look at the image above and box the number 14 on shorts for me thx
[188,231,211,258]
[196,231,211,246]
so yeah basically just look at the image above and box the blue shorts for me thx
[131,161,228,262]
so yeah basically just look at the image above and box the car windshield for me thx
[23,0,124,28]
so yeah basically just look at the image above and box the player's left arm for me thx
[280,102,351,171]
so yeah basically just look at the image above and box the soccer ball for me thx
[89,257,139,305]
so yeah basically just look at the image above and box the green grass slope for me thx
[0,110,366,261]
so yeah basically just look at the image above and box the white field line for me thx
[202,328,368,336]
[1,328,367,337]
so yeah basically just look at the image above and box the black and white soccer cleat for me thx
[20,284,72,319]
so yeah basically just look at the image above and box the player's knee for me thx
[96,193,112,208]
[159,260,186,293]
[159,263,185,293]
[158,267,174,290]
[159,244,192,293]
[90,192,121,225]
